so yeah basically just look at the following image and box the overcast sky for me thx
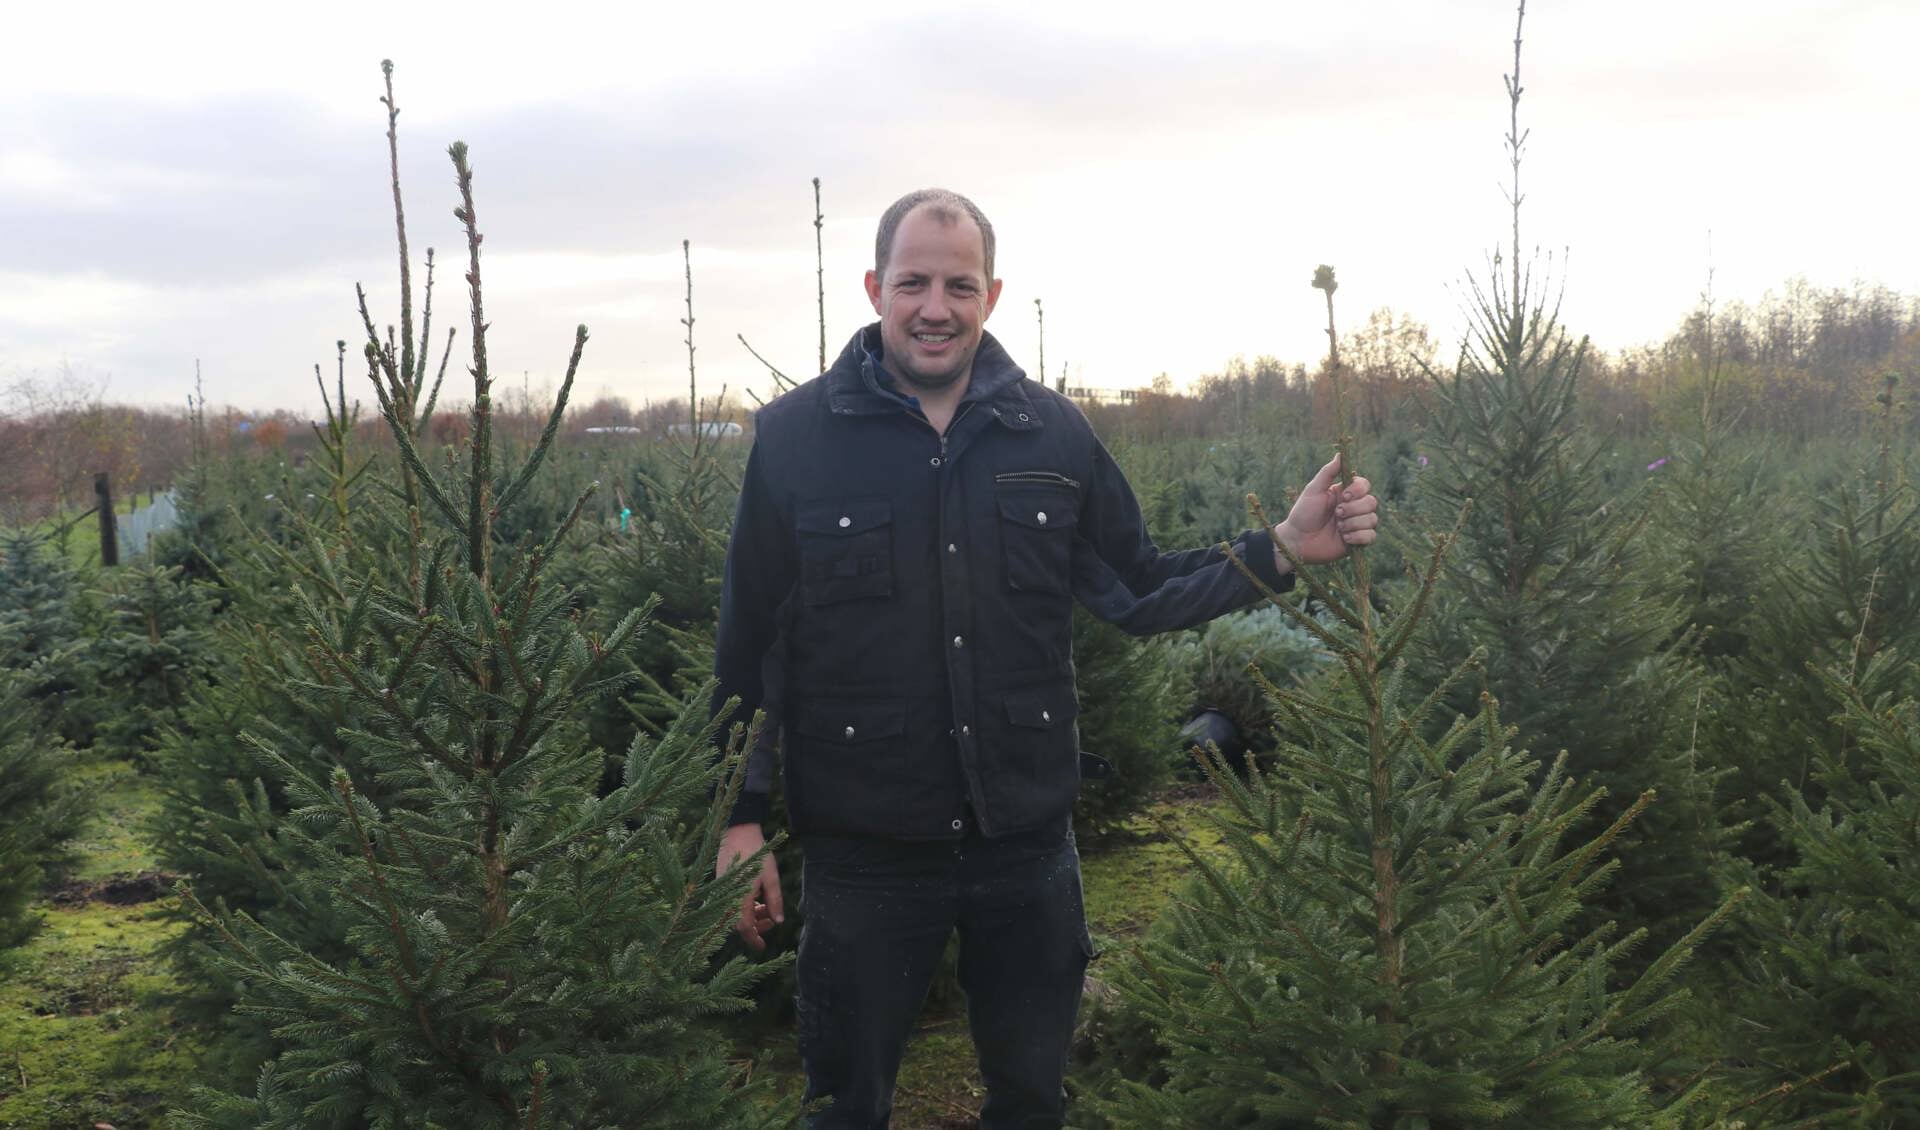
[3,0,1916,414]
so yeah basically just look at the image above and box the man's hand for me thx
[717,822,784,952]
[1275,454,1379,567]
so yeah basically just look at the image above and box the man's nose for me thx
[921,286,954,321]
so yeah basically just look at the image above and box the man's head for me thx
[865,189,1003,394]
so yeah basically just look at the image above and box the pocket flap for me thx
[1004,691,1077,729]
[798,497,892,536]
[794,700,909,743]
[996,492,1077,532]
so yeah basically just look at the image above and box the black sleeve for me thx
[1071,437,1294,637]
[710,439,794,827]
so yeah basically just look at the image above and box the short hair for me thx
[874,188,996,280]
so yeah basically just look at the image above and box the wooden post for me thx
[94,472,118,567]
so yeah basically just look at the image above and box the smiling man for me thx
[713,188,1379,1128]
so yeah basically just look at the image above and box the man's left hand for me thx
[1274,454,1379,567]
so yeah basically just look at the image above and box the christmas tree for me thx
[0,673,85,949]
[1711,389,1920,866]
[1643,293,1783,664]
[1087,256,1741,1127]
[85,560,219,760]
[0,528,88,743]
[168,67,783,1127]
[1409,4,1725,946]
[1727,658,1920,1122]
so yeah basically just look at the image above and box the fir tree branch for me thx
[495,325,588,518]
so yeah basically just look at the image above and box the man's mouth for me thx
[913,332,955,346]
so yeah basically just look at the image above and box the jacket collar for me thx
[825,324,1041,431]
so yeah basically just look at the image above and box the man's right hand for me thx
[717,822,784,952]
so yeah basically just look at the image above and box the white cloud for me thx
[0,0,1914,409]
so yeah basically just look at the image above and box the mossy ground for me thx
[0,762,201,1130]
[8,755,1228,1128]
[742,787,1231,1128]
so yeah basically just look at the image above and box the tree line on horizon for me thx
[5,271,1915,527]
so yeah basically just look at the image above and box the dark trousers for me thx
[796,817,1093,1129]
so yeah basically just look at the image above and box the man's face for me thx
[864,205,1003,393]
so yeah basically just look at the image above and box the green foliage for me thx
[170,118,783,1128]
[589,422,743,745]
[1644,364,1784,664]
[1167,602,1329,764]
[0,675,86,950]
[1071,605,1191,838]
[0,528,90,743]
[1413,255,1735,953]
[1725,660,1920,1123]
[1713,475,1920,858]
[1086,244,1739,1126]
[149,362,422,1085]
[84,561,219,760]
[1416,272,1690,785]
[1085,505,1740,1128]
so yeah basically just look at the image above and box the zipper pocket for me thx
[994,470,1081,489]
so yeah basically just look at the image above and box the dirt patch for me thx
[47,870,178,908]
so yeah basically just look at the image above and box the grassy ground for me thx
[741,786,1231,1129]
[1,757,1222,1129]
[0,761,201,1130]
[13,490,157,570]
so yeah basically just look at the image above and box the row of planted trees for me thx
[1072,7,1920,1123]
[7,25,1920,1125]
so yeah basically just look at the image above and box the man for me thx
[713,188,1379,1127]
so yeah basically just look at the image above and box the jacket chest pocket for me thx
[996,485,1078,595]
[797,498,894,606]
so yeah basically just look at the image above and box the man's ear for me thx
[864,270,883,314]
[983,278,1004,321]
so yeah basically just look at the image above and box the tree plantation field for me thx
[5,23,1920,1128]
[4,370,1919,1126]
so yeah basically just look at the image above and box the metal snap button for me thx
[1018,413,1030,422]
[951,819,964,830]
[947,543,957,554]
[952,635,964,648]
[961,724,971,735]
[838,515,851,528]
[1041,710,1051,723]
[844,725,856,738]
[1036,511,1047,524]
[929,456,942,467]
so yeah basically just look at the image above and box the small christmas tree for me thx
[0,528,88,742]
[84,560,219,760]
[0,673,85,949]
[170,68,783,1128]
[1712,416,1920,865]
[1725,656,1920,1122]
[1086,256,1741,1127]
[1645,295,1782,664]
[1409,4,1727,948]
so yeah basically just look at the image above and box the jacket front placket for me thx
[932,393,1041,835]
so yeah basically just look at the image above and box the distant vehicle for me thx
[583,425,644,435]
[665,421,744,439]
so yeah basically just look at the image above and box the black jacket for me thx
[712,325,1294,840]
